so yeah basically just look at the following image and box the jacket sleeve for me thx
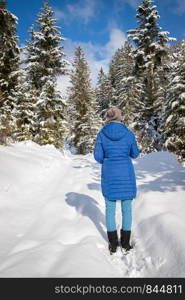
[130,133,140,159]
[93,133,105,164]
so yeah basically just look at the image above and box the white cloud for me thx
[67,0,97,24]
[54,8,66,22]
[174,0,185,15]
[105,28,127,57]
[122,0,185,16]
[54,0,100,24]
[119,0,140,9]
[155,0,185,16]
[57,27,127,97]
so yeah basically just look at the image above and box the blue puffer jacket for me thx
[93,121,140,201]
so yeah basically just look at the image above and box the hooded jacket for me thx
[93,121,140,201]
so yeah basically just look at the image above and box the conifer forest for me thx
[0,0,184,162]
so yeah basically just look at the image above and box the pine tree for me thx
[127,0,175,152]
[108,46,123,107]
[67,46,101,154]
[113,41,143,127]
[95,67,112,119]
[25,1,68,147]
[14,68,37,141]
[122,75,145,131]
[109,42,133,106]
[0,0,20,142]
[25,1,68,91]
[107,41,144,131]
[36,77,67,148]
[163,40,185,162]
[128,0,174,74]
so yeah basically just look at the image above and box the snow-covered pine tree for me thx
[65,83,78,151]
[25,1,68,91]
[107,41,144,130]
[36,77,67,148]
[122,75,145,131]
[117,42,144,128]
[14,68,37,141]
[25,1,68,147]
[95,67,112,119]
[67,46,101,155]
[163,40,185,162]
[155,44,173,148]
[108,46,124,106]
[109,42,133,105]
[0,0,20,143]
[127,0,175,153]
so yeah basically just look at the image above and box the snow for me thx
[171,100,179,109]
[0,141,185,277]
[166,114,173,124]
[180,93,185,100]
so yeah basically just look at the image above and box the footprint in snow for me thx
[97,238,165,277]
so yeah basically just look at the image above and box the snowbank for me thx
[0,142,184,277]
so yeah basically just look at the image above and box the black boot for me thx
[120,229,133,252]
[107,230,118,254]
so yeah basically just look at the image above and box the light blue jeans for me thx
[104,197,132,231]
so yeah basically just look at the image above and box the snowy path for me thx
[0,142,185,277]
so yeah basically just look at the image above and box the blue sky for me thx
[7,0,185,91]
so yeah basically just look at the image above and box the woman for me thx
[93,106,140,254]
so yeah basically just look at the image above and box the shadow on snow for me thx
[65,192,107,241]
